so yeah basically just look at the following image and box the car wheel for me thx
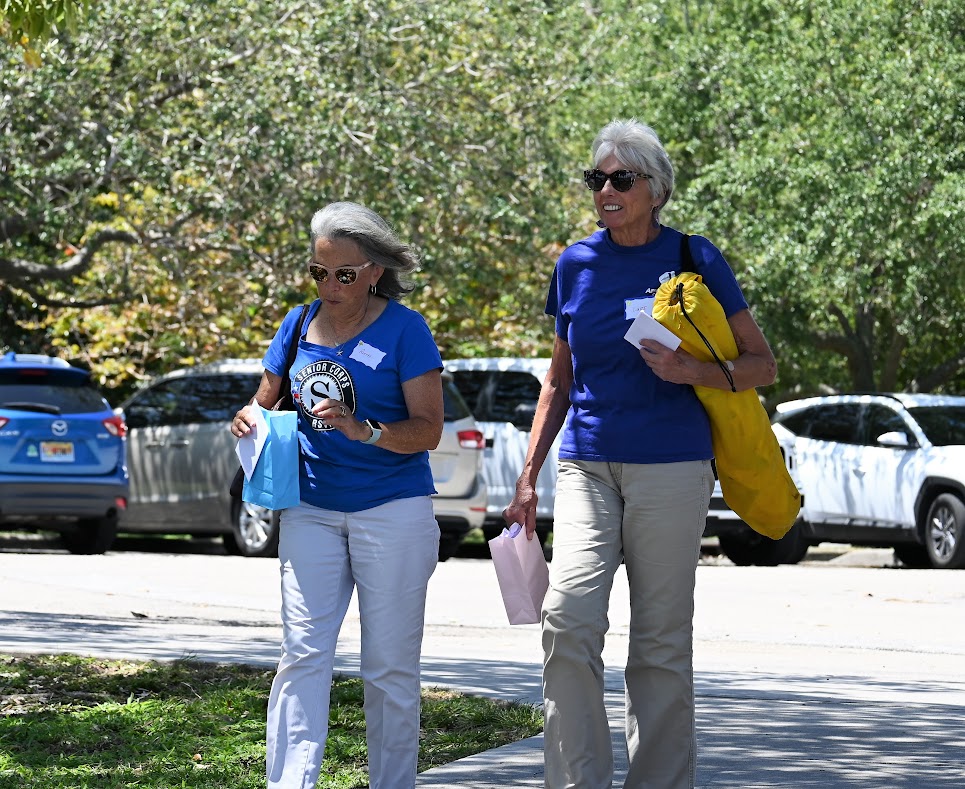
[230,500,280,558]
[61,515,118,555]
[718,520,808,566]
[893,544,930,568]
[924,493,965,570]
[437,533,462,562]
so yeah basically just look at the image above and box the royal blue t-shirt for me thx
[546,227,748,464]
[262,299,443,512]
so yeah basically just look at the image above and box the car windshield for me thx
[0,382,108,414]
[908,405,965,446]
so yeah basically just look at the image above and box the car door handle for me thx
[168,439,189,448]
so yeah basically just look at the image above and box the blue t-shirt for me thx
[262,299,443,512]
[546,227,749,464]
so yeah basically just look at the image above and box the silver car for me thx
[120,360,485,560]
[446,356,754,555]
[445,357,558,544]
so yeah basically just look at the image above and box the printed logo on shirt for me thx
[292,360,357,432]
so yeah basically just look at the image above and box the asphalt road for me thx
[2,532,964,787]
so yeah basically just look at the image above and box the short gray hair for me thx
[309,202,417,301]
[591,120,675,223]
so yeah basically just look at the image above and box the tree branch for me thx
[912,346,965,392]
[0,228,140,284]
[14,283,134,309]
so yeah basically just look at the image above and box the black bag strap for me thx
[673,237,737,392]
[276,304,310,410]
[679,233,695,274]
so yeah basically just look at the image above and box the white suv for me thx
[771,393,965,569]
[445,356,752,551]
[445,358,558,544]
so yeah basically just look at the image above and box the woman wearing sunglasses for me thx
[232,201,444,789]
[504,120,776,788]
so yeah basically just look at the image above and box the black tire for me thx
[230,500,280,558]
[222,532,242,555]
[437,533,463,562]
[924,493,965,570]
[893,544,930,568]
[718,520,808,567]
[61,515,117,555]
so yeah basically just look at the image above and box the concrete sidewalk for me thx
[4,609,962,788]
[2,548,965,787]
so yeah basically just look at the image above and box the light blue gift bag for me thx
[242,408,300,510]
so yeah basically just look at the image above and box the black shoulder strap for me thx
[671,245,737,393]
[275,305,310,410]
[283,305,310,381]
[679,233,695,274]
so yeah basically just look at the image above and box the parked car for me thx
[120,360,485,560]
[0,352,128,554]
[445,358,558,544]
[445,357,759,553]
[766,393,965,569]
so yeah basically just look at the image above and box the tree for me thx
[0,0,92,65]
[1,0,617,395]
[635,0,965,394]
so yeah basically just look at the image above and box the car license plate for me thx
[40,441,75,462]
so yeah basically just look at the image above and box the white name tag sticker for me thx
[350,340,386,370]
[625,297,654,320]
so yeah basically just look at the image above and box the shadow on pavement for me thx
[2,608,963,787]
[0,531,231,556]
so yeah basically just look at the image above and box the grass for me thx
[0,653,543,788]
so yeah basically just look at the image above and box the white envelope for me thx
[234,405,270,480]
[624,309,682,351]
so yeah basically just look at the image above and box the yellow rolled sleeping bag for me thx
[651,273,801,540]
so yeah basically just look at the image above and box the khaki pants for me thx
[543,459,713,789]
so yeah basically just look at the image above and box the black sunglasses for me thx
[308,261,372,285]
[583,169,651,192]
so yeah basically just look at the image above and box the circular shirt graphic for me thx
[292,360,357,432]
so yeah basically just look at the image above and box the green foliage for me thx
[0,0,962,397]
[0,653,544,788]
[0,0,90,40]
[634,0,965,394]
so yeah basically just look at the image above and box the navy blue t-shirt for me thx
[263,299,442,512]
[546,227,748,464]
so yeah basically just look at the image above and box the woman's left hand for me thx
[638,342,698,385]
[310,398,369,441]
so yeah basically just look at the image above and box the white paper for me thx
[235,405,269,480]
[624,309,681,351]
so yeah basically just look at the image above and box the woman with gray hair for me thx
[505,120,776,788]
[232,201,444,788]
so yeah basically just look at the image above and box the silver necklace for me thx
[324,297,369,356]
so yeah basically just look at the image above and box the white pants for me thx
[266,496,439,789]
[542,460,713,789]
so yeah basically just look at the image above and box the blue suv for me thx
[0,353,128,553]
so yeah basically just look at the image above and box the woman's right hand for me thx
[231,403,260,438]
[503,478,539,540]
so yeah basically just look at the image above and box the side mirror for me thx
[877,430,912,449]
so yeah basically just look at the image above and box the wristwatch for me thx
[362,418,383,445]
